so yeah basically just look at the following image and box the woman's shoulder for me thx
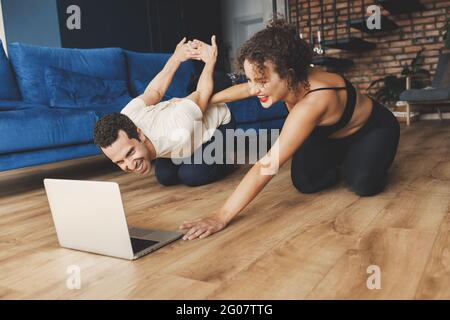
[307,68,346,89]
[287,69,344,120]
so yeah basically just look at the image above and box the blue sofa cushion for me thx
[8,43,128,104]
[227,97,288,124]
[0,100,48,111]
[79,101,129,118]
[45,66,131,108]
[0,143,101,172]
[125,51,196,98]
[0,40,21,100]
[0,108,98,154]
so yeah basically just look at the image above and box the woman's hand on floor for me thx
[179,214,227,240]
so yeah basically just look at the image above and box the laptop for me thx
[43,178,183,260]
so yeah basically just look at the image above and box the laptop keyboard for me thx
[130,237,158,253]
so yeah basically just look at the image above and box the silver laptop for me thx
[43,178,183,260]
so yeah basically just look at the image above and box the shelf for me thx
[347,15,399,33]
[312,56,354,69]
[322,37,376,52]
[377,0,426,15]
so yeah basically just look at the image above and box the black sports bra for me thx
[304,75,357,137]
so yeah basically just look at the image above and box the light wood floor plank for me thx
[415,207,450,299]
[306,228,436,299]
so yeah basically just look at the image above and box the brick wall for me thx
[288,0,450,102]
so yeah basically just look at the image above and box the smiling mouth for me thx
[136,160,144,173]
[258,96,269,103]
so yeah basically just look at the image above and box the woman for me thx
[180,19,400,240]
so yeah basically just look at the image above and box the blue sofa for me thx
[0,41,288,171]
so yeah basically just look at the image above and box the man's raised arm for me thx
[185,36,218,114]
[139,37,197,106]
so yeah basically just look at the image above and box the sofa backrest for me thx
[433,53,450,88]
[0,40,21,101]
[8,43,128,105]
[125,50,197,99]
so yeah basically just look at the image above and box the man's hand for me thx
[179,213,227,240]
[190,35,218,65]
[172,37,198,63]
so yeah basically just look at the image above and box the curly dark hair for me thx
[236,18,312,91]
[93,113,140,148]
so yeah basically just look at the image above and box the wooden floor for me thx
[0,121,449,300]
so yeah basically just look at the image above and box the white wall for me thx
[220,0,287,71]
[0,0,7,54]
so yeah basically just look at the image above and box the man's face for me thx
[102,129,152,174]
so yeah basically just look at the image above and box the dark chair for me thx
[400,52,450,125]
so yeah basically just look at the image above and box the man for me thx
[93,36,237,186]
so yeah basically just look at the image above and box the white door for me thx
[233,15,264,62]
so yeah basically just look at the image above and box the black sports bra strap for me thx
[304,86,347,97]
[308,75,357,137]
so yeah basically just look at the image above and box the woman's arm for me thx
[187,38,256,105]
[209,82,256,104]
[180,97,328,240]
[138,38,197,106]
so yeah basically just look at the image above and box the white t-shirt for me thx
[121,97,231,159]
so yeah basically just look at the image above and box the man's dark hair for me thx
[93,113,140,148]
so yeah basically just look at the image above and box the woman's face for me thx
[243,59,289,108]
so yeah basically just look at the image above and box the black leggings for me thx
[291,99,400,196]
